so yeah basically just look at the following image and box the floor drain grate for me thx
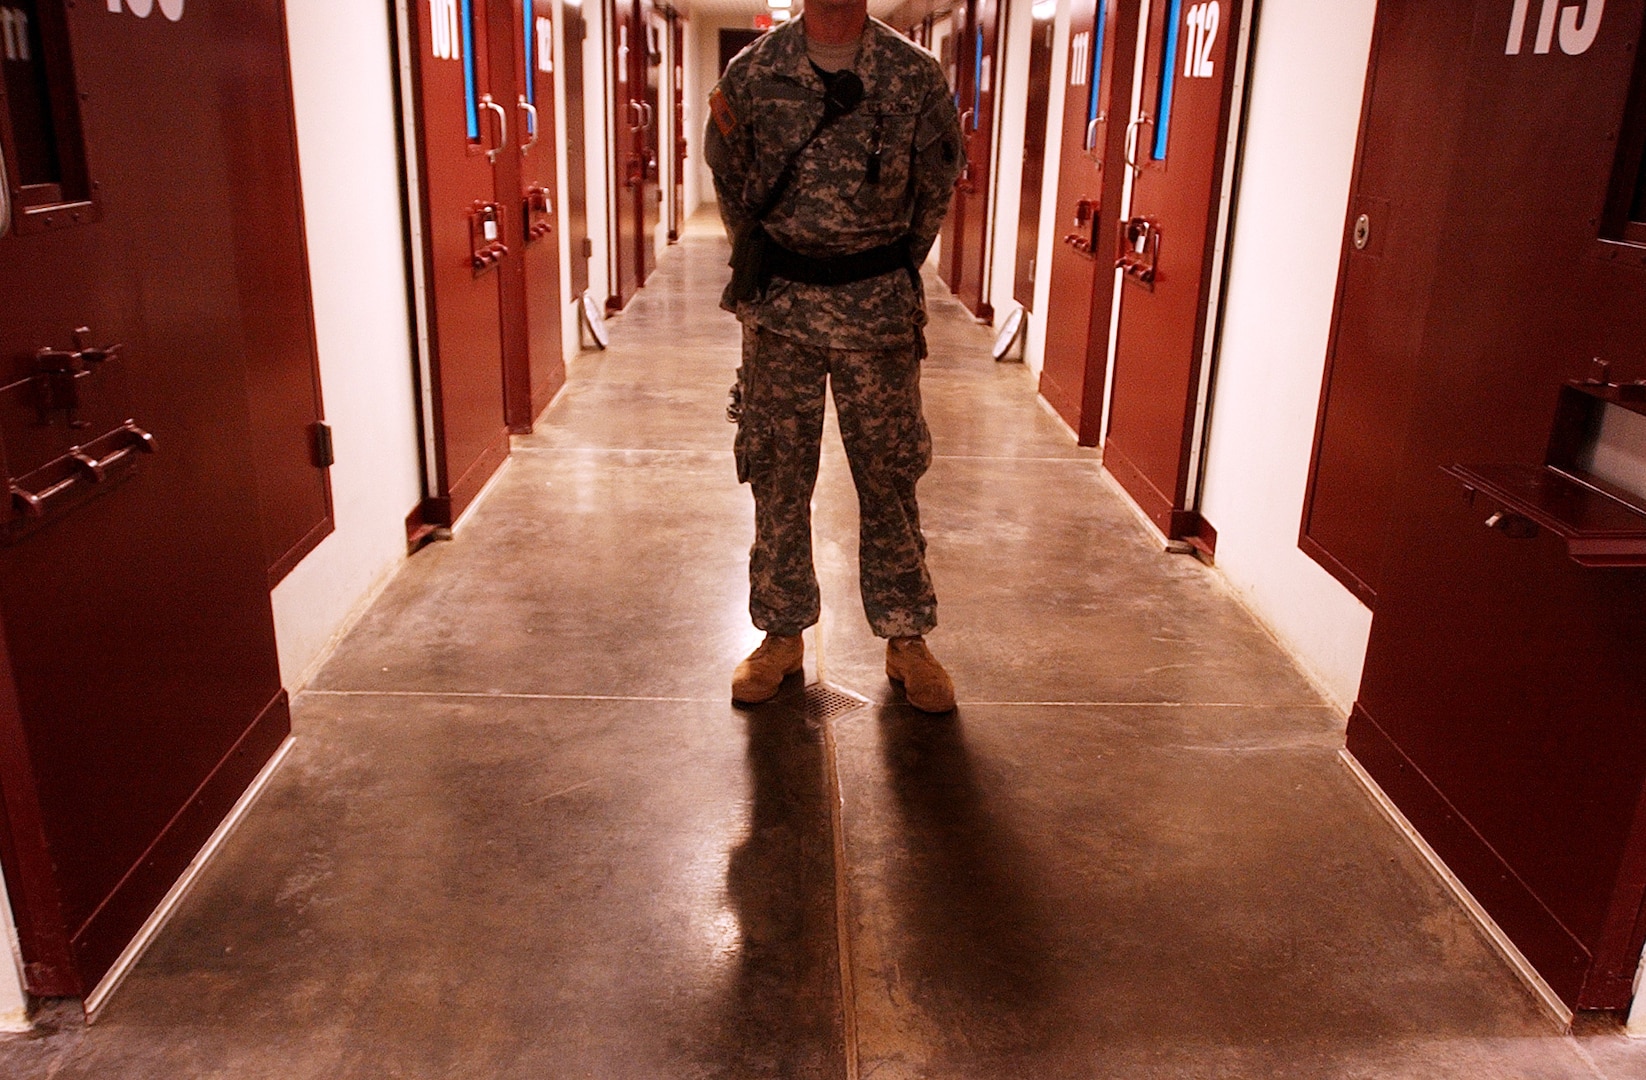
[804,683,869,723]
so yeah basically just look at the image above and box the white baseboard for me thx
[84,737,297,1023]
[1337,749,1573,1030]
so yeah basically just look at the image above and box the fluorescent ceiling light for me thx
[772,8,791,20]
[768,0,792,9]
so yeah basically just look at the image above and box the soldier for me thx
[704,0,964,712]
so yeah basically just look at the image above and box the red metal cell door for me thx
[639,7,663,279]
[562,0,592,298]
[1010,3,1056,310]
[939,0,1002,320]
[1037,0,1140,446]
[0,0,299,996]
[670,14,685,243]
[607,0,655,311]
[1103,0,1245,540]
[405,0,514,527]
[1298,2,1475,608]
[1348,0,1646,1011]
[504,0,567,431]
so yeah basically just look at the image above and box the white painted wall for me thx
[1021,0,1072,376]
[1196,0,1379,710]
[981,0,1034,335]
[680,15,704,220]
[270,0,424,690]
[586,0,616,308]
[555,0,581,364]
[0,860,25,1031]
[692,13,755,215]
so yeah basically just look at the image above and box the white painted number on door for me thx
[1183,2,1220,79]
[1506,0,1605,56]
[1070,30,1090,88]
[430,0,462,61]
[105,0,186,19]
[536,16,553,73]
[1,7,30,61]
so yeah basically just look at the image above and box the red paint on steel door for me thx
[1011,4,1056,310]
[562,0,592,297]
[671,15,685,243]
[1038,0,1139,445]
[607,0,652,311]
[1298,3,1471,608]
[0,0,296,995]
[1348,0,1646,1010]
[1104,0,1243,538]
[504,0,567,430]
[409,0,513,526]
[940,0,1002,320]
[639,7,663,279]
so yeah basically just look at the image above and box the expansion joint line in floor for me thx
[820,706,861,1080]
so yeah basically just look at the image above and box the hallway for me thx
[3,221,1643,1078]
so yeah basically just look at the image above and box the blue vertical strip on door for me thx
[972,26,983,128]
[1152,0,1182,160]
[464,0,480,140]
[524,0,537,107]
[1086,0,1107,149]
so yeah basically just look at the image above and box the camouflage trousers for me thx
[733,326,936,639]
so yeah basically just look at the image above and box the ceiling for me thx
[683,0,908,23]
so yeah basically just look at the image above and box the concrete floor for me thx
[5,217,1646,1077]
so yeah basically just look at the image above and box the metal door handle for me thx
[0,136,10,238]
[1124,114,1148,174]
[639,102,653,128]
[627,100,644,131]
[480,94,508,163]
[1086,117,1100,151]
[518,96,540,154]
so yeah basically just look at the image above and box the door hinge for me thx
[581,237,594,258]
[310,421,335,468]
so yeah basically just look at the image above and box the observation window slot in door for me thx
[1151,0,1184,160]
[0,0,96,233]
[1085,0,1107,152]
[462,0,480,140]
[1602,15,1646,246]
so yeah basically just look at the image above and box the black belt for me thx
[762,236,916,288]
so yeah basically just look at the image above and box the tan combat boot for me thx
[886,636,956,713]
[732,634,805,704]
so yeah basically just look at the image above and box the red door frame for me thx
[1348,0,1646,1011]
[940,0,1002,320]
[1037,0,1140,446]
[0,0,297,997]
[1103,0,1246,542]
[402,0,514,529]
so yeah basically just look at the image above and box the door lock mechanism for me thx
[32,328,124,428]
[1353,214,1371,251]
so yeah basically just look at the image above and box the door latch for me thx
[525,186,554,242]
[1117,217,1162,285]
[1063,198,1100,254]
[32,328,124,428]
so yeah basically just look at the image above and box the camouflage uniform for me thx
[706,16,963,639]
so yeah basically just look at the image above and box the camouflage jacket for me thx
[704,16,963,350]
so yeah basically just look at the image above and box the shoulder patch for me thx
[709,87,739,138]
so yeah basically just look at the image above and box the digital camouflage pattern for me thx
[707,15,959,639]
[735,327,935,639]
[704,16,963,349]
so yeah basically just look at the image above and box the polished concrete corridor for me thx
[4,217,1646,1078]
